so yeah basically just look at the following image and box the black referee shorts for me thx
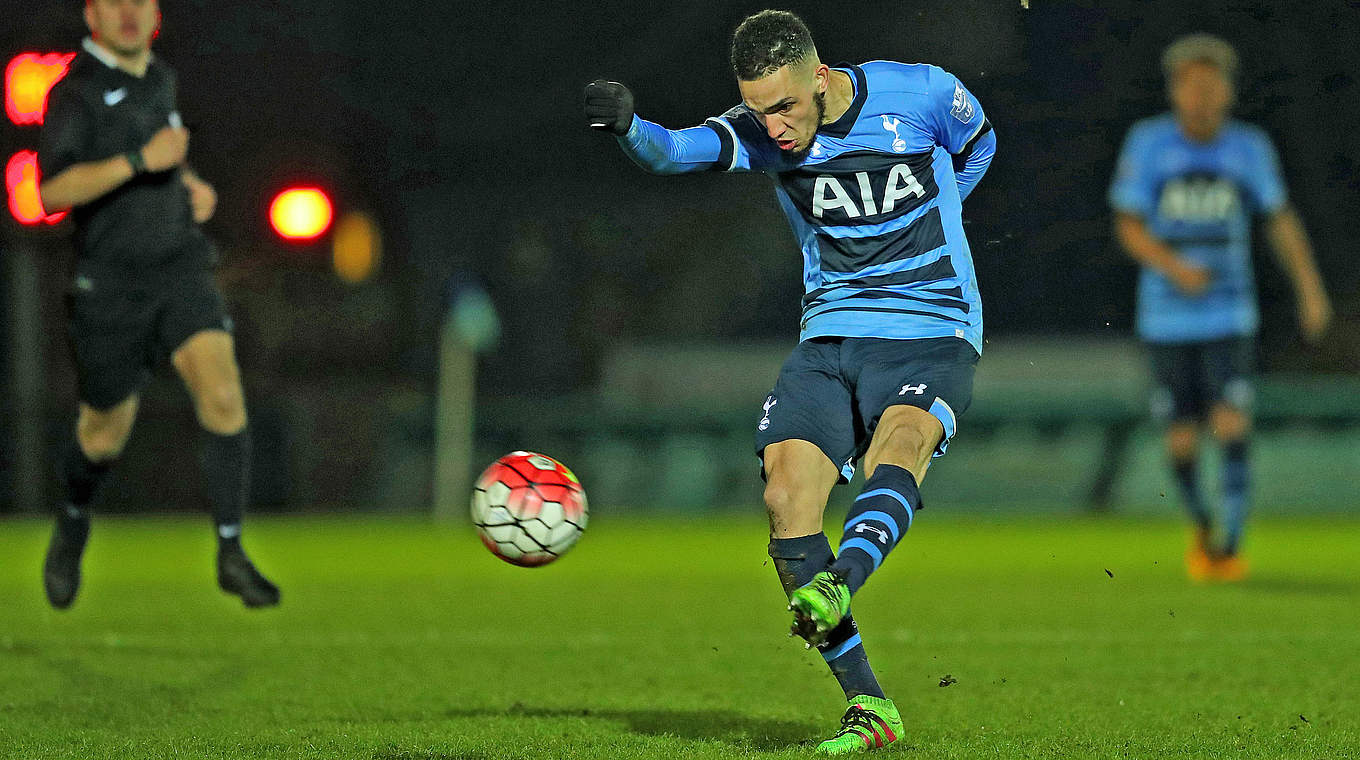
[65,267,233,410]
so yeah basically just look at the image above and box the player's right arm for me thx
[39,83,189,212]
[584,80,726,174]
[1113,213,1210,295]
[1108,125,1210,295]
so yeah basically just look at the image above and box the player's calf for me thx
[771,535,885,698]
[830,464,919,595]
[44,431,122,610]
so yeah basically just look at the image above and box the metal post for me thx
[433,321,474,521]
[432,278,499,520]
[5,241,46,513]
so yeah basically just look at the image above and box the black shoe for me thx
[218,549,280,608]
[43,509,90,610]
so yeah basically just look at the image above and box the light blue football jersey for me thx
[701,62,992,352]
[1109,114,1287,343]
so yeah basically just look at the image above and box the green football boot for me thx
[788,569,851,646]
[816,695,903,755]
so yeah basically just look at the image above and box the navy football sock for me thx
[200,429,250,553]
[1221,440,1249,555]
[1172,457,1212,531]
[769,534,884,700]
[61,439,112,517]
[831,464,918,595]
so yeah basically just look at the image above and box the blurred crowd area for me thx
[3,0,1358,512]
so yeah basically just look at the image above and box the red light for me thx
[6,151,66,225]
[269,187,333,240]
[5,52,74,126]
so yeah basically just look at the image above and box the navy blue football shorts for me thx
[754,336,980,483]
[1146,336,1255,422]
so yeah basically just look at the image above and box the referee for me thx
[38,0,279,608]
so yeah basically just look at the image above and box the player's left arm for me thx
[1265,206,1331,341]
[927,67,995,201]
[180,164,216,224]
[1249,130,1332,341]
[165,70,214,224]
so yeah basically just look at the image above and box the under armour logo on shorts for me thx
[899,383,927,396]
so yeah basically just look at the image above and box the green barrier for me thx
[475,374,1360,513]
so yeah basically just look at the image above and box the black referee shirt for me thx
[39,38,212,271]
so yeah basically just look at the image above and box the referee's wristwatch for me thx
[125,149,147,175]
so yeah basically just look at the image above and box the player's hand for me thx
[182,172,216,224]
[585,80,635,135]
[1168,260,1211,296]
[140,125,189,173]
[1298,287,1333,343]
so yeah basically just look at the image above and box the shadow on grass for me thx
[442,704,819,752]
[372,751,498,760]
[1237,576,1360,596]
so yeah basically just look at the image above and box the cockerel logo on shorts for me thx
[758,395,777,431]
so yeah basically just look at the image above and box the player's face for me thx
[1170,61,1232,140]
[738,62,830,157]
[85,0,160,58]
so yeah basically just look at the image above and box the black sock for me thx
[60,439,112,520]
[769,533,885,700]
[1172,457,1211,530]
[1222,440,1250,555]
[200,429,250,553]
[831,464,918,595]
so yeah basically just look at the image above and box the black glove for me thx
[584,80,635,136]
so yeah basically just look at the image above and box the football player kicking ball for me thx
[1109,35,1332,582]
[586,10,995,754]
[38,0,279,608]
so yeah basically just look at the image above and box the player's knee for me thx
[195,382,246,433]
[1165,425,1199,461]
[762,478,799,519]
[762,470,823,533]
[874,409,935,464]
[1209,406,1249,441]
[78,418,132,460]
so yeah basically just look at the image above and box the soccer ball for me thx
[470,451,588,567]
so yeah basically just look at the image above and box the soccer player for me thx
[38,0,280,608]
[1109,35,1332,582]
[585,10,994,753]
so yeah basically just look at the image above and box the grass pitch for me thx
[0,512,1355,759]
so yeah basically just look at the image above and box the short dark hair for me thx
[730,10,816,81]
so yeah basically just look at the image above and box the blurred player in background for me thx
[38,0,279,608]
[586,10,994,753]
[1109,34,1332,581]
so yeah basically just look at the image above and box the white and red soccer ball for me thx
[470,451,588,567]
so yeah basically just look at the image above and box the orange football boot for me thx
[1212,553,1249,582]
[1185,527,1216,582]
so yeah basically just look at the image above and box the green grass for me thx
[0,512,1356,759]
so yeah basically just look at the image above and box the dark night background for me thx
[3,0,1358,510]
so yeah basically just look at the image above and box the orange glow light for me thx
[269,187,333,240]
[6,151,67,225]
[5,52,75,126]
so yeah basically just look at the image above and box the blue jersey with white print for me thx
[700,62,992,351]
[1109,114,1287,343]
